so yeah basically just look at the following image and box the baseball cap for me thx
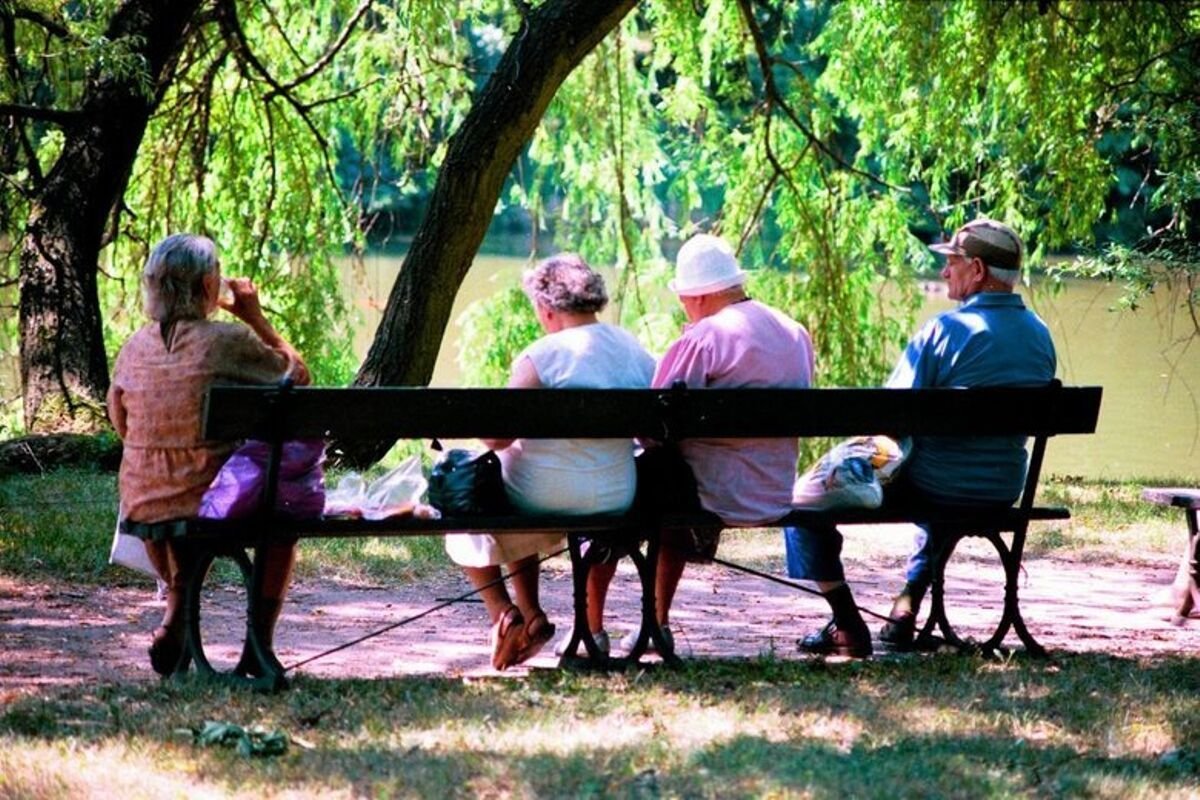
[929,219,1023,272]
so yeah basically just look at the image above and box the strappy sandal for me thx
[515,610,556,665]
[490,605,525,670]
[149,625,184,676]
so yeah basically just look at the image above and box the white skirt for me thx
[443,439,636,568]
[444,530,565,568]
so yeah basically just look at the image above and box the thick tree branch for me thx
[216,0,339,186]
[0,103,83,125]
[347,0,637,464]
[1,13,44,184]
[5,5,71,39]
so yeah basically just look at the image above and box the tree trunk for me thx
[18,0,203,433]
[342,0,637,465]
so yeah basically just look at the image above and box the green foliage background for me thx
[2,1,1197,429]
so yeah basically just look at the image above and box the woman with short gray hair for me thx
[108,233,309,676]
[445,253,655,669]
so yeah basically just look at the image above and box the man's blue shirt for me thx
[886,292,1057,504]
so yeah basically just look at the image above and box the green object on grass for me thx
[194,720,288,758]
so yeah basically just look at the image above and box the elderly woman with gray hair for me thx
[107,233,309,676]
[445,254,654,670]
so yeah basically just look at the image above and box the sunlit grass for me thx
[0,469,1190,586]
[1,656,1197,798]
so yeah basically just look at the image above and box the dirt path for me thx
[3,529,1198,697]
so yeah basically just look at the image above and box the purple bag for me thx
[199,439,326,519]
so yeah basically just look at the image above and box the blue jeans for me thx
[782,475,1007,586]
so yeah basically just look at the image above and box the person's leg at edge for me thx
[654,541,688,628]
[236,542,296,677]
[144,539,188,674]
[783,524,871,657]
[586,561,618,635]
[507,554,557,663]
[879,523,937,649]
[463,564,524,669]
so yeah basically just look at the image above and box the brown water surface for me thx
[350,254,1199,481]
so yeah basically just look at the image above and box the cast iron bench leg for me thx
[562,534,611,667]
[1180,508,1200,620]
[917,528,1046,657]
[621,530,681,667]
[561,530,679,669]
[916,533,967,651]
[179,542,287,691]
[997,526,1046,657]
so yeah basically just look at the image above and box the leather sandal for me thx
[490,606,525,670]
[515,610,555,665]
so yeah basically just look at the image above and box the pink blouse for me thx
[652,300,814,525]
[111,320,288,522]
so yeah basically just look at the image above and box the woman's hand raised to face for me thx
[217,277,266,324]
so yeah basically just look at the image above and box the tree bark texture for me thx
[345,0,637,463]
[18,0,203,432]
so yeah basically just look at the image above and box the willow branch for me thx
[734,0,906,194]
[302,76,384,110]
[1107,35,1200,91]
[268,0,375,98]
[217,0,328,150]
[261,1,304,63]
[1,15,43,183]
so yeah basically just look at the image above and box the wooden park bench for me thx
[129,380,1101,690]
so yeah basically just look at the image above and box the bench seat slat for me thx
[151,505,1070,542]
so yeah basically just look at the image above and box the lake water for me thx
[351,254,1200,482]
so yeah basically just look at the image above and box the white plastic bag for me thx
[323,455,437,520]
[109,506,168,598]
[792,436,909,510]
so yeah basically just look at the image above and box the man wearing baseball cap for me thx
[571,233,815,657]
[785,218,1058,657]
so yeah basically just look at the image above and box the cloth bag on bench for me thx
[792,435,909,510]
[198,439,326,519]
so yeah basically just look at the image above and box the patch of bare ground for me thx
[2,527,1197,699]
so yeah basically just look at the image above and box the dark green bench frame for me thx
[132,381,1102,690]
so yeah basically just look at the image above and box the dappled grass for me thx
[3,468,1198,796]
[2,654,1198,797]
[0,470,117,581]
[0,469,1192,585]
[0,467,454,586]
[1029,475,1184,560]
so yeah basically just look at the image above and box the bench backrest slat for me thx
[203,385,1102,442]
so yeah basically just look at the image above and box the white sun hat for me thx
[669,234,748,297]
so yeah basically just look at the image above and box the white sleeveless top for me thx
[445,322,654,568]
[500,322,655,513]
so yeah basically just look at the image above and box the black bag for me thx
[427,448,511,515]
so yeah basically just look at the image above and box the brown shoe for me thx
[879,610,917,651]
[798,619,872,658]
